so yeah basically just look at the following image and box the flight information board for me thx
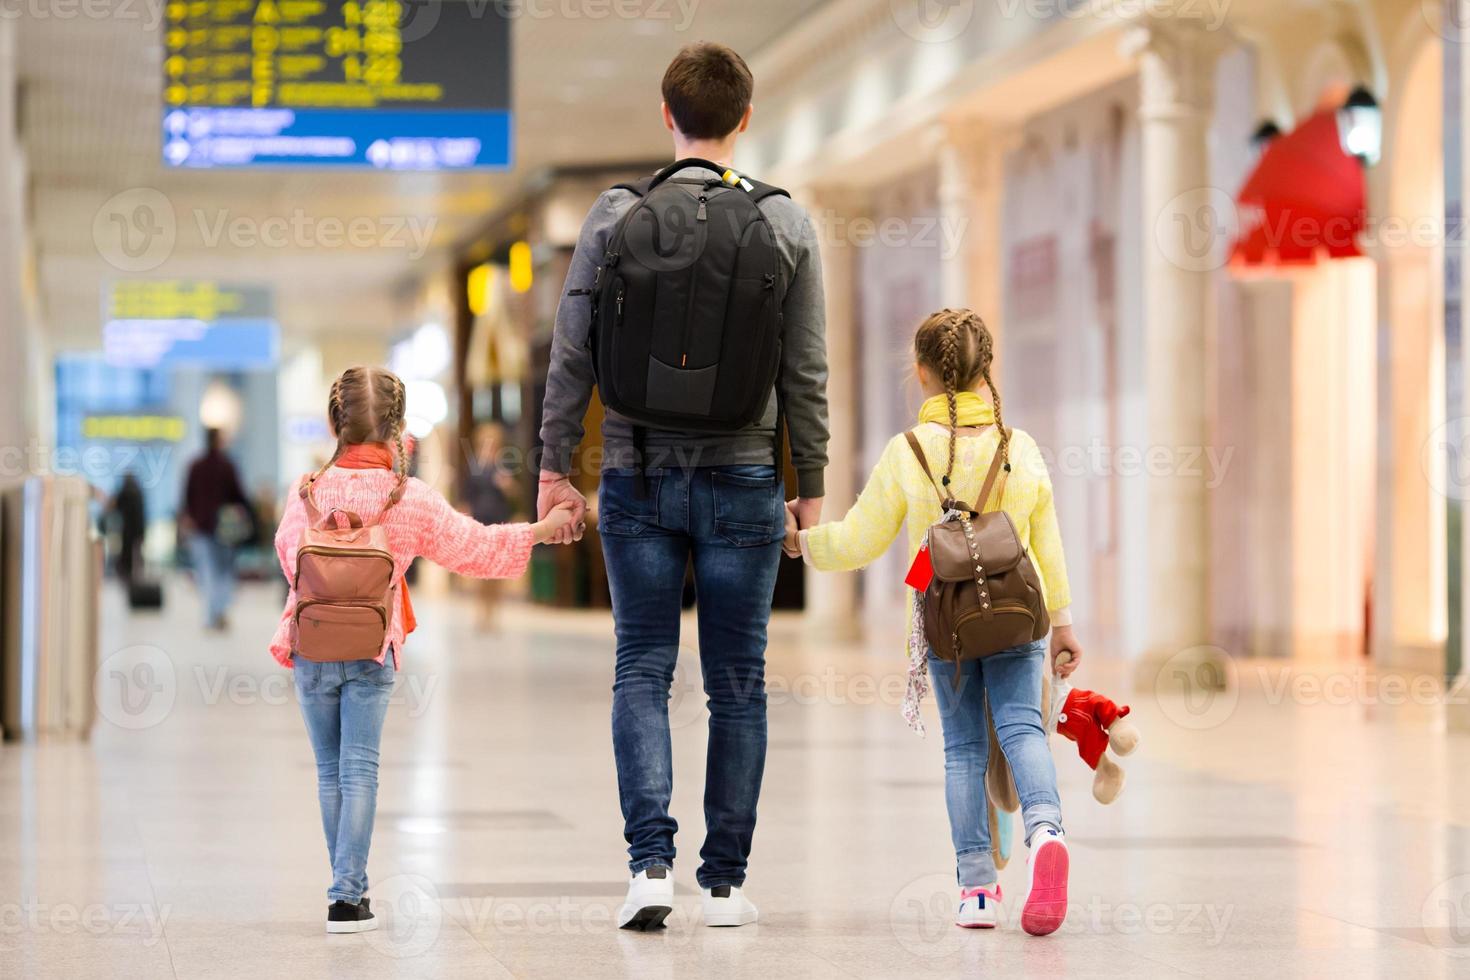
[163,1,512,170]
[103,281,279,369]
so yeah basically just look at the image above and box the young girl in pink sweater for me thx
[271,366,574,934]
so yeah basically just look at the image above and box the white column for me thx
[936,127,971,310]
[0,20,40,467]
[935,118,1018,341]
[797,185,864,638]
[1126,22,1224,672]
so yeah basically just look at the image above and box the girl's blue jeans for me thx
[294,657,396,903]
[927,638,1063,886]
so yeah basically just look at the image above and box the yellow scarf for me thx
[917,391,995,427]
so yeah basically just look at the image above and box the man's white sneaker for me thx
[701,885,758,927]
[617,867,674,931]
[955,884,1001,929]
[1021,827,1069,937]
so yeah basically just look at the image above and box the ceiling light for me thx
[1337,86,1381,166]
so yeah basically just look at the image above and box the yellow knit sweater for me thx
[803,393,1072,623]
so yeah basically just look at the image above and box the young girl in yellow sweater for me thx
[786,308,1081,936]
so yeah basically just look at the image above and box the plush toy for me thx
[984,654,1141,868]
[1048,651,1140,804]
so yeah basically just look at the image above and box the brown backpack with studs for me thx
[906,430,1049,685]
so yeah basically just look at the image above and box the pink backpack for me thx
[290,476,397,663]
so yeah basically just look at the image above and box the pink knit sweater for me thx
[270,468,536,668]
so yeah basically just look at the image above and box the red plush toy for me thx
[1049,652,1140,803]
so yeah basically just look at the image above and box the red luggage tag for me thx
[905,543,934,591]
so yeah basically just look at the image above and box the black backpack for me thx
[589,158,790,460]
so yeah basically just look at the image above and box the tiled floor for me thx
[4,578,1470,978]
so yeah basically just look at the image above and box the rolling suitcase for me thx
[127,575,164,610]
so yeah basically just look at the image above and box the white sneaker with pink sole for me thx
[1021,827,1069,936]
[955,884,1001,928]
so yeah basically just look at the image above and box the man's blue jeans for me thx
[599,465,785,889]
[187,533,236,624]
[294,657,396,903]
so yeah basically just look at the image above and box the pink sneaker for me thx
[956,884,1001,928]
[1021,828,1069,936]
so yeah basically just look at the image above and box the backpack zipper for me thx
[294,598,389,628]
[292,546,394,590]
[680,200,709,368]
[955,600,1034,628]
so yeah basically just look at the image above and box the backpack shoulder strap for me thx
[744,178,789,204]
[298,475,323,528]
[905,428,1009,515]
[904,431,975,514]
[976,434,1010,514]
[904,431,942,502]
[610,175,654,198]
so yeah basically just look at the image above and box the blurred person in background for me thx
[461,421,520,628]
[107,472,147,586]
[181,427,252,630]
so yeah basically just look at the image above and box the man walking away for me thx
[182,427,251,630]
[537,42,830,929]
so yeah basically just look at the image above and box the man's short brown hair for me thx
[661,42,754,140]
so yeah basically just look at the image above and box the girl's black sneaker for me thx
[326,898,377,934]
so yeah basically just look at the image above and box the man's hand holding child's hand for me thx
[533,502,579,545]
[782,500,801,558]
